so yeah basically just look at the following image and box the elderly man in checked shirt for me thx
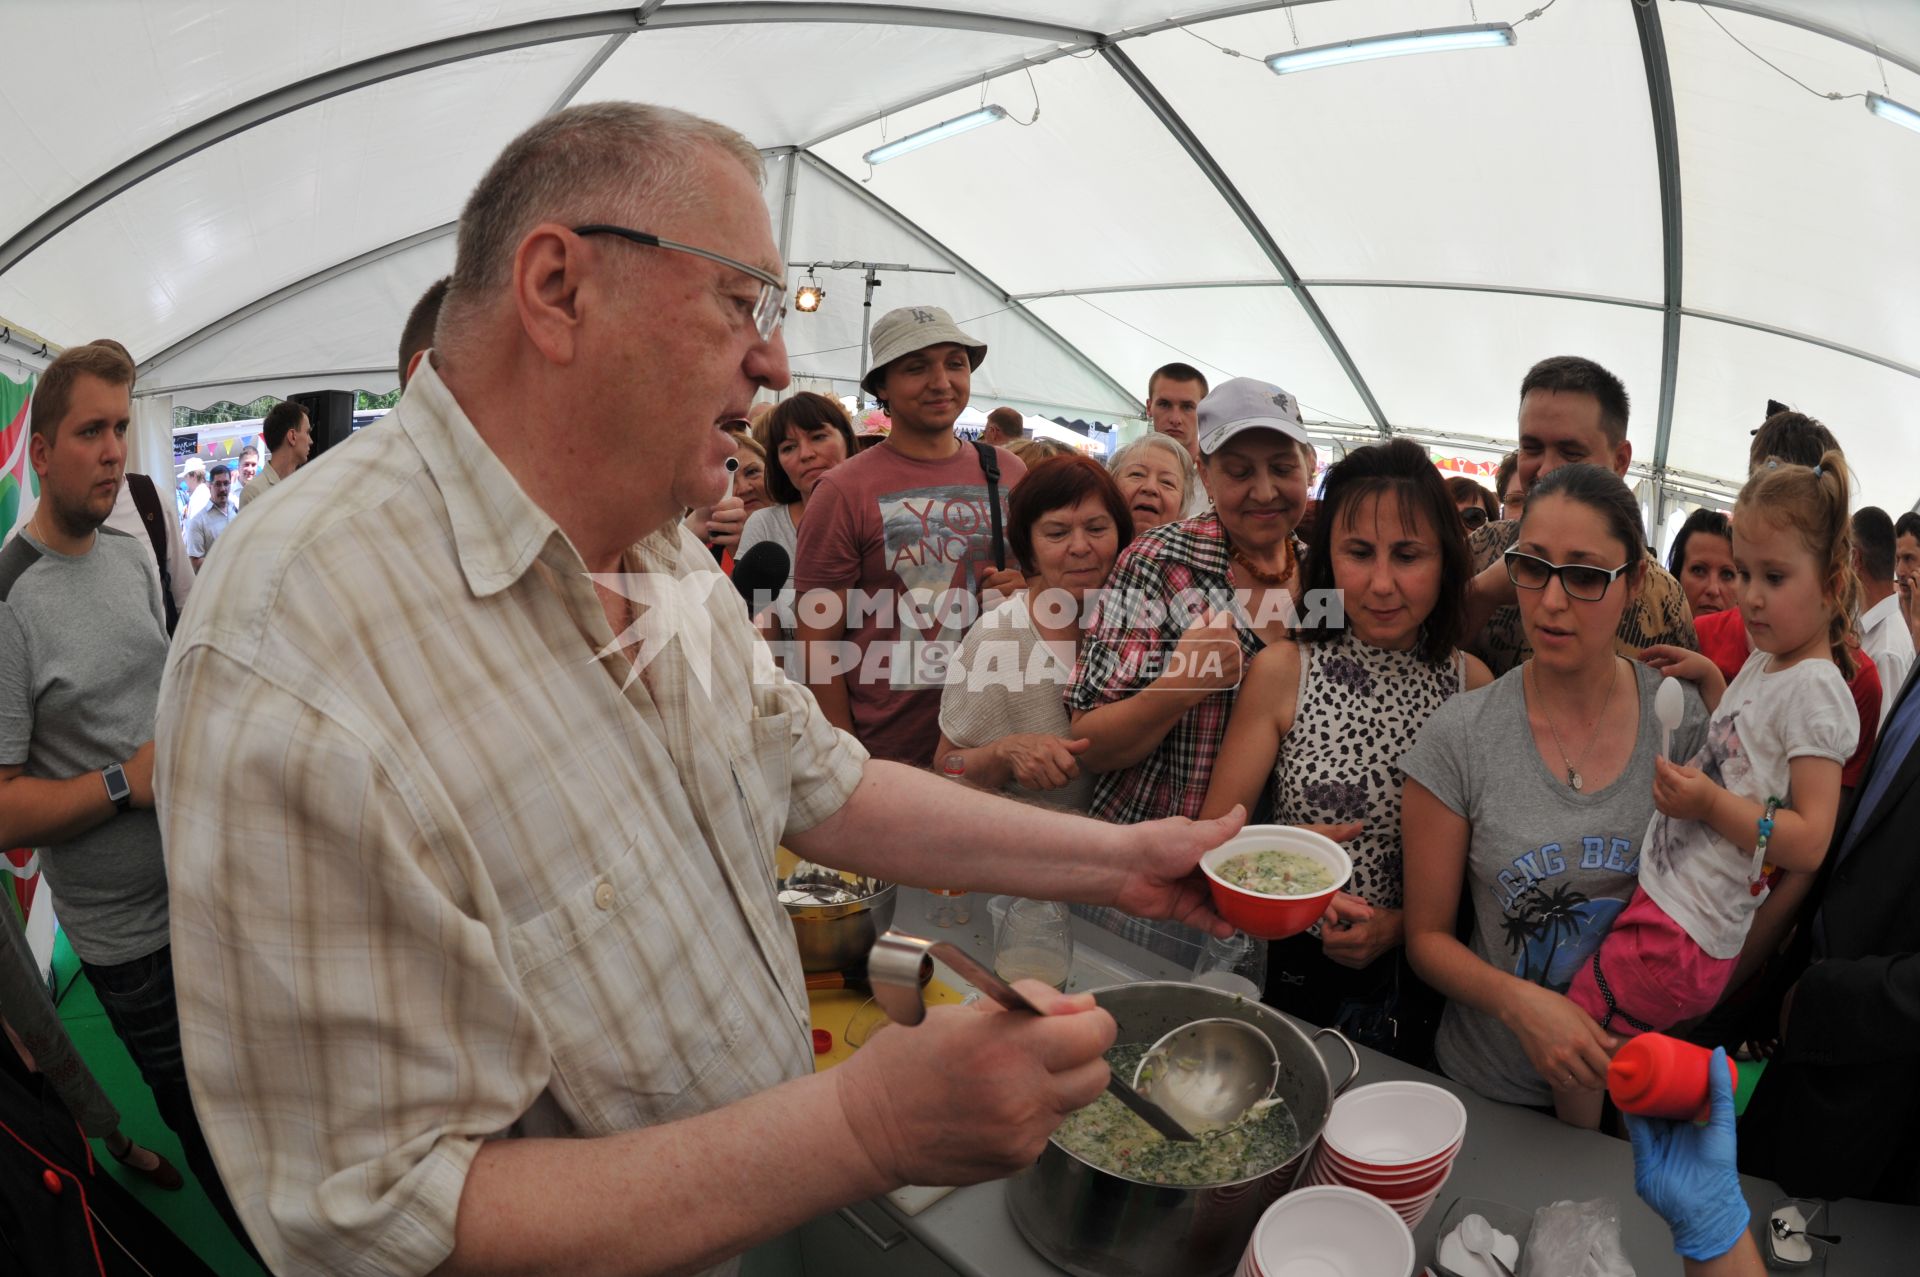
[154,103,1247,1277]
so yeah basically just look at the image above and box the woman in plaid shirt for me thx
[1069,379,1317,825]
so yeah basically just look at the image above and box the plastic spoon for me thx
[1655,676,1686,762]
[1459,1213,1518,1277]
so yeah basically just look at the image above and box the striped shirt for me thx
[156,361,867,1276]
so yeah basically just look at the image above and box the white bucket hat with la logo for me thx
[861,305,988,396]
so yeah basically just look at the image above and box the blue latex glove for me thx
[1625,1045,1751,1262]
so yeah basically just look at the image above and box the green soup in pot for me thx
[1052,1043,1301,1187]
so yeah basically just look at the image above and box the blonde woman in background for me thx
[1108,433,1195,536]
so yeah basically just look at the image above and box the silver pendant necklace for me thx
[1531,657,1620,791]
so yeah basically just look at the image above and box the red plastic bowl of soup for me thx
[1199,825,1351,940]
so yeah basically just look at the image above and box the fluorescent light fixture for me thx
[1867,92,1920,135]
[862,105,1009,165]
[1266,23,1516,76]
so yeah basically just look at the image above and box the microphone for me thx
[732,541,791,617]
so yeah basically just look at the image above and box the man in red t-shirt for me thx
[795,307,1026,766]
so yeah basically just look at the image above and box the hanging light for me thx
[862,105,1009,165]
[1867,92,1920,135]
[1266,23,1516,76]
[794,270,825,313]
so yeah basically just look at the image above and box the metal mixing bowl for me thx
[777,868,898,973]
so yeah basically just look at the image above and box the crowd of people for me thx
[1,99,1914,1277]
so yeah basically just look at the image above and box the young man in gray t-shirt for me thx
[0,342,253,1252]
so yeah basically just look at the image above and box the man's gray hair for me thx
[444,102,763,322]
[1108,432,1196,509]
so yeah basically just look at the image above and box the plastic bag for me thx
[1520,1198,1635,1277]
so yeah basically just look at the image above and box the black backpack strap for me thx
[972,440,1005,572]
[0,535,42,601]
[124,473,178,635]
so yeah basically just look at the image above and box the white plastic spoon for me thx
[1655,676,1686,762]
[1458,1213,1518,1277]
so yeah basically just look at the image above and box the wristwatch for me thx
[101,763,132,813]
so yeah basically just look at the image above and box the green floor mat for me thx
[51,931,267,1277]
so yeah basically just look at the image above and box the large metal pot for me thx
[778,869,897,974]
[1006,982,1359,1277]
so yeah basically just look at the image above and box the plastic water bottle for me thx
[927,755,973,927]
[1607,1032,1765,1122]
[1192,931,1266,1000]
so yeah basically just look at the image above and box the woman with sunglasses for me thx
[1400,464,1709,1119]
[1446,475,1497,533]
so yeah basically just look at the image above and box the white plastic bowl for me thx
[1322,1081,1468,1169]
[1246,1184,1418,1277]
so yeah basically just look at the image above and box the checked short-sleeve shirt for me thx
[155,361,867,1277]
[1066,514,1278,825]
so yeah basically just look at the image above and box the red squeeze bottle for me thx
[1607,1033,1764,1123]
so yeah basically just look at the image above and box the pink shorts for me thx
[1566,889,1737,1037]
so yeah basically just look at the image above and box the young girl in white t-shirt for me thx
[1555,451,1859,1128]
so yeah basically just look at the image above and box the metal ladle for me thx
[867,930,1200,1142]
[1132,1017,1281,1134]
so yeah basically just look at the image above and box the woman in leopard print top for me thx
[1204,441,1489,1063]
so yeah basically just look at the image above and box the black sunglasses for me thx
[1460,506,1490,529]
[1503,548,1632,602]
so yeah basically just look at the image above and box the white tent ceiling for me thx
[1,0,1916,508]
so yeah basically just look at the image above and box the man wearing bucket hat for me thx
[1071,377,1317,827]
[795,305,1027,766]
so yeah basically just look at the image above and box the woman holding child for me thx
[1402,464,1710,1119]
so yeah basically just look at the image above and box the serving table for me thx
[783,889,1915,1276]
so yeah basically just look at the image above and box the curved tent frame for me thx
[2,0,1916,513]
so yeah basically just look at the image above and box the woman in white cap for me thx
[794,306,1027,767]
[1067,377,1317,827]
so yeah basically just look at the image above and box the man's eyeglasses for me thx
[1503,549,1632,602]
[573,224,786,340]
[1460,506,1489,529]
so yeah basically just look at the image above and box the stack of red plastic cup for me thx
[1297,1081,1468,1228]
